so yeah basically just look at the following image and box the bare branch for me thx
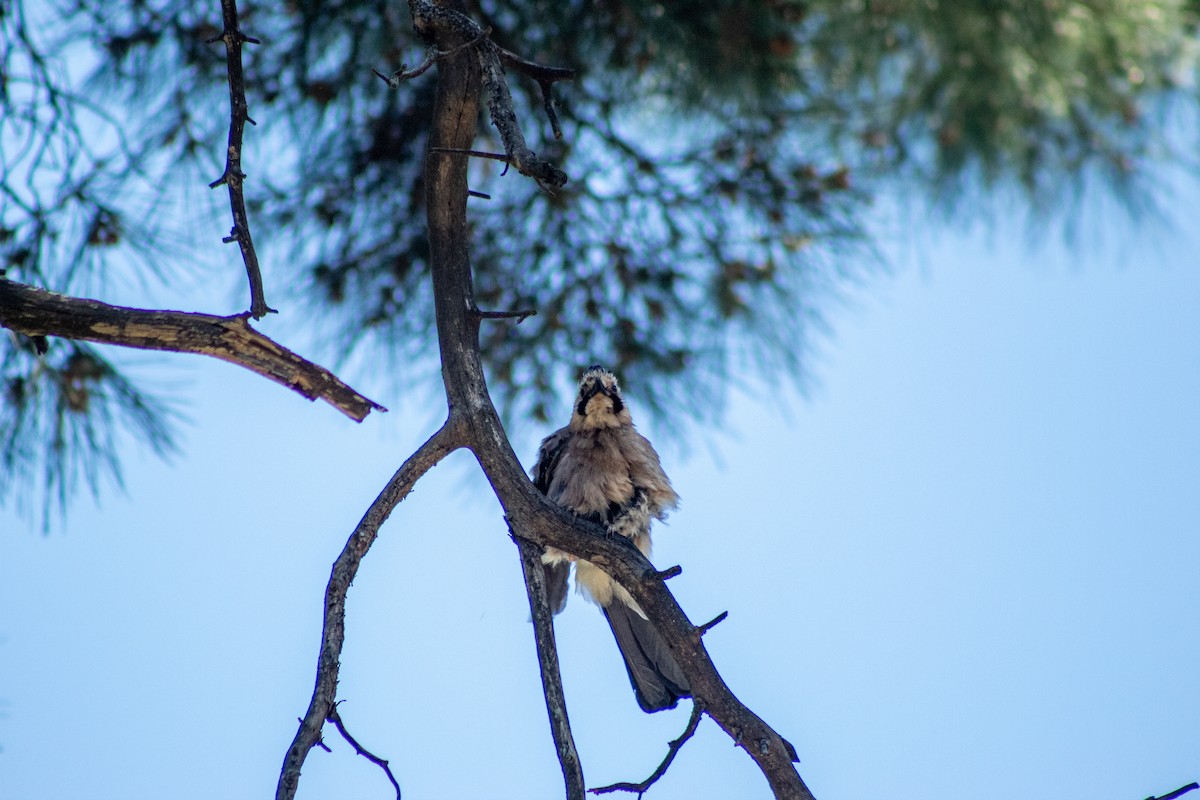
[695,611,728,636]
[328,704,402,799]
[373,31,491,87]
[430,146,511,163]
[207,0,273,319]
[276,421,465,800]
[515,535,586,800]
[412,7,815,796]
[0,279,384,421]
[495,46,575,141]
[1147,784,1200,800]
[589,702,704,797]
[496,46,576,85]
[471,307,536,323]
[408,0,568,188]
[653,565,682,581]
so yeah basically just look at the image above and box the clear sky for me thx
[1,178,1198,800]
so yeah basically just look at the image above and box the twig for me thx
[206,0,274,319]
[589,703,705,797]
[1147,783,1200,800]
[0,278,385,421]
[653,565,682,581]
[276,422,465,800]
[495,46,575,141]
[372,30,492,87]
[471,307,536,323]
[328,704,402,799]
[515,535,586,800]
[431,146,510,163]
[695,611,728,636]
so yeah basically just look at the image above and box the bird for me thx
[531,365,690,712]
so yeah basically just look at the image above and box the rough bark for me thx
[0,278,383,421]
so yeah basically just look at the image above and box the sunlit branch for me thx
[0,279,385,421]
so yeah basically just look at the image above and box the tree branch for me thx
[412,5,815,797]
[276,421,465,800]
[495,46,574,141]
[408,0,568,188]
[1147,784,1200,800]
[0,278,385,421]
[206,0,274,319]
[327,704,403,799]
[590,702,705,796]
[515,535,586,800]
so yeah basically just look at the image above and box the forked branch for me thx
[412,4,814,797]
[276,421,465,800]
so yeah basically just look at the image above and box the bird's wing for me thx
[532,427,572,614]
[532,427,570,495]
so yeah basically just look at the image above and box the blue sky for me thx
[2,181,1198,800]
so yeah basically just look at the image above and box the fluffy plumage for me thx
[532,366,689,712]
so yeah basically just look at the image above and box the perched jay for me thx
[531,365,690,712]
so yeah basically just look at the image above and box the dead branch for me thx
[206,0,273,319]
[0,278,385,422]
[328,704,402,799]
[1147,784,1200,800]
[495,46,574,141]
[589,702,705,797]
[411,6,815,797]
[276,421,464,800]
[408,0,568,188]
[515,535,586,800]
[278,2,813,797]
[372,28,491,87]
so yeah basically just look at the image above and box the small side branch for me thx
[372,30,491,87]
[471,307,536,323]
[590,702,705,797]
[695,611,728,637]
[206,0,273,319]
[495,47,575,141]
[0,279,384,421]
[328,704,402,799]
[276,422,465,800]
[1147,784,1200,800]
[515,535,585,800]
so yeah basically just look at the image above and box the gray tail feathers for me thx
[542,560,571,615]
[603,603,691,712]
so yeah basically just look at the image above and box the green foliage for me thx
[0,339,177,527]
[2,0,1197,517]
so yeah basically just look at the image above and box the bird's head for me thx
[571,365,632,430]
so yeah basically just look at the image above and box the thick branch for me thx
[207,0,273,318]
[0,279,384,422]
[516,536,585,800]
[415,6,814,798]
[276,421,465,800]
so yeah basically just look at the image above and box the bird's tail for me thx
[602,602,691,712]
